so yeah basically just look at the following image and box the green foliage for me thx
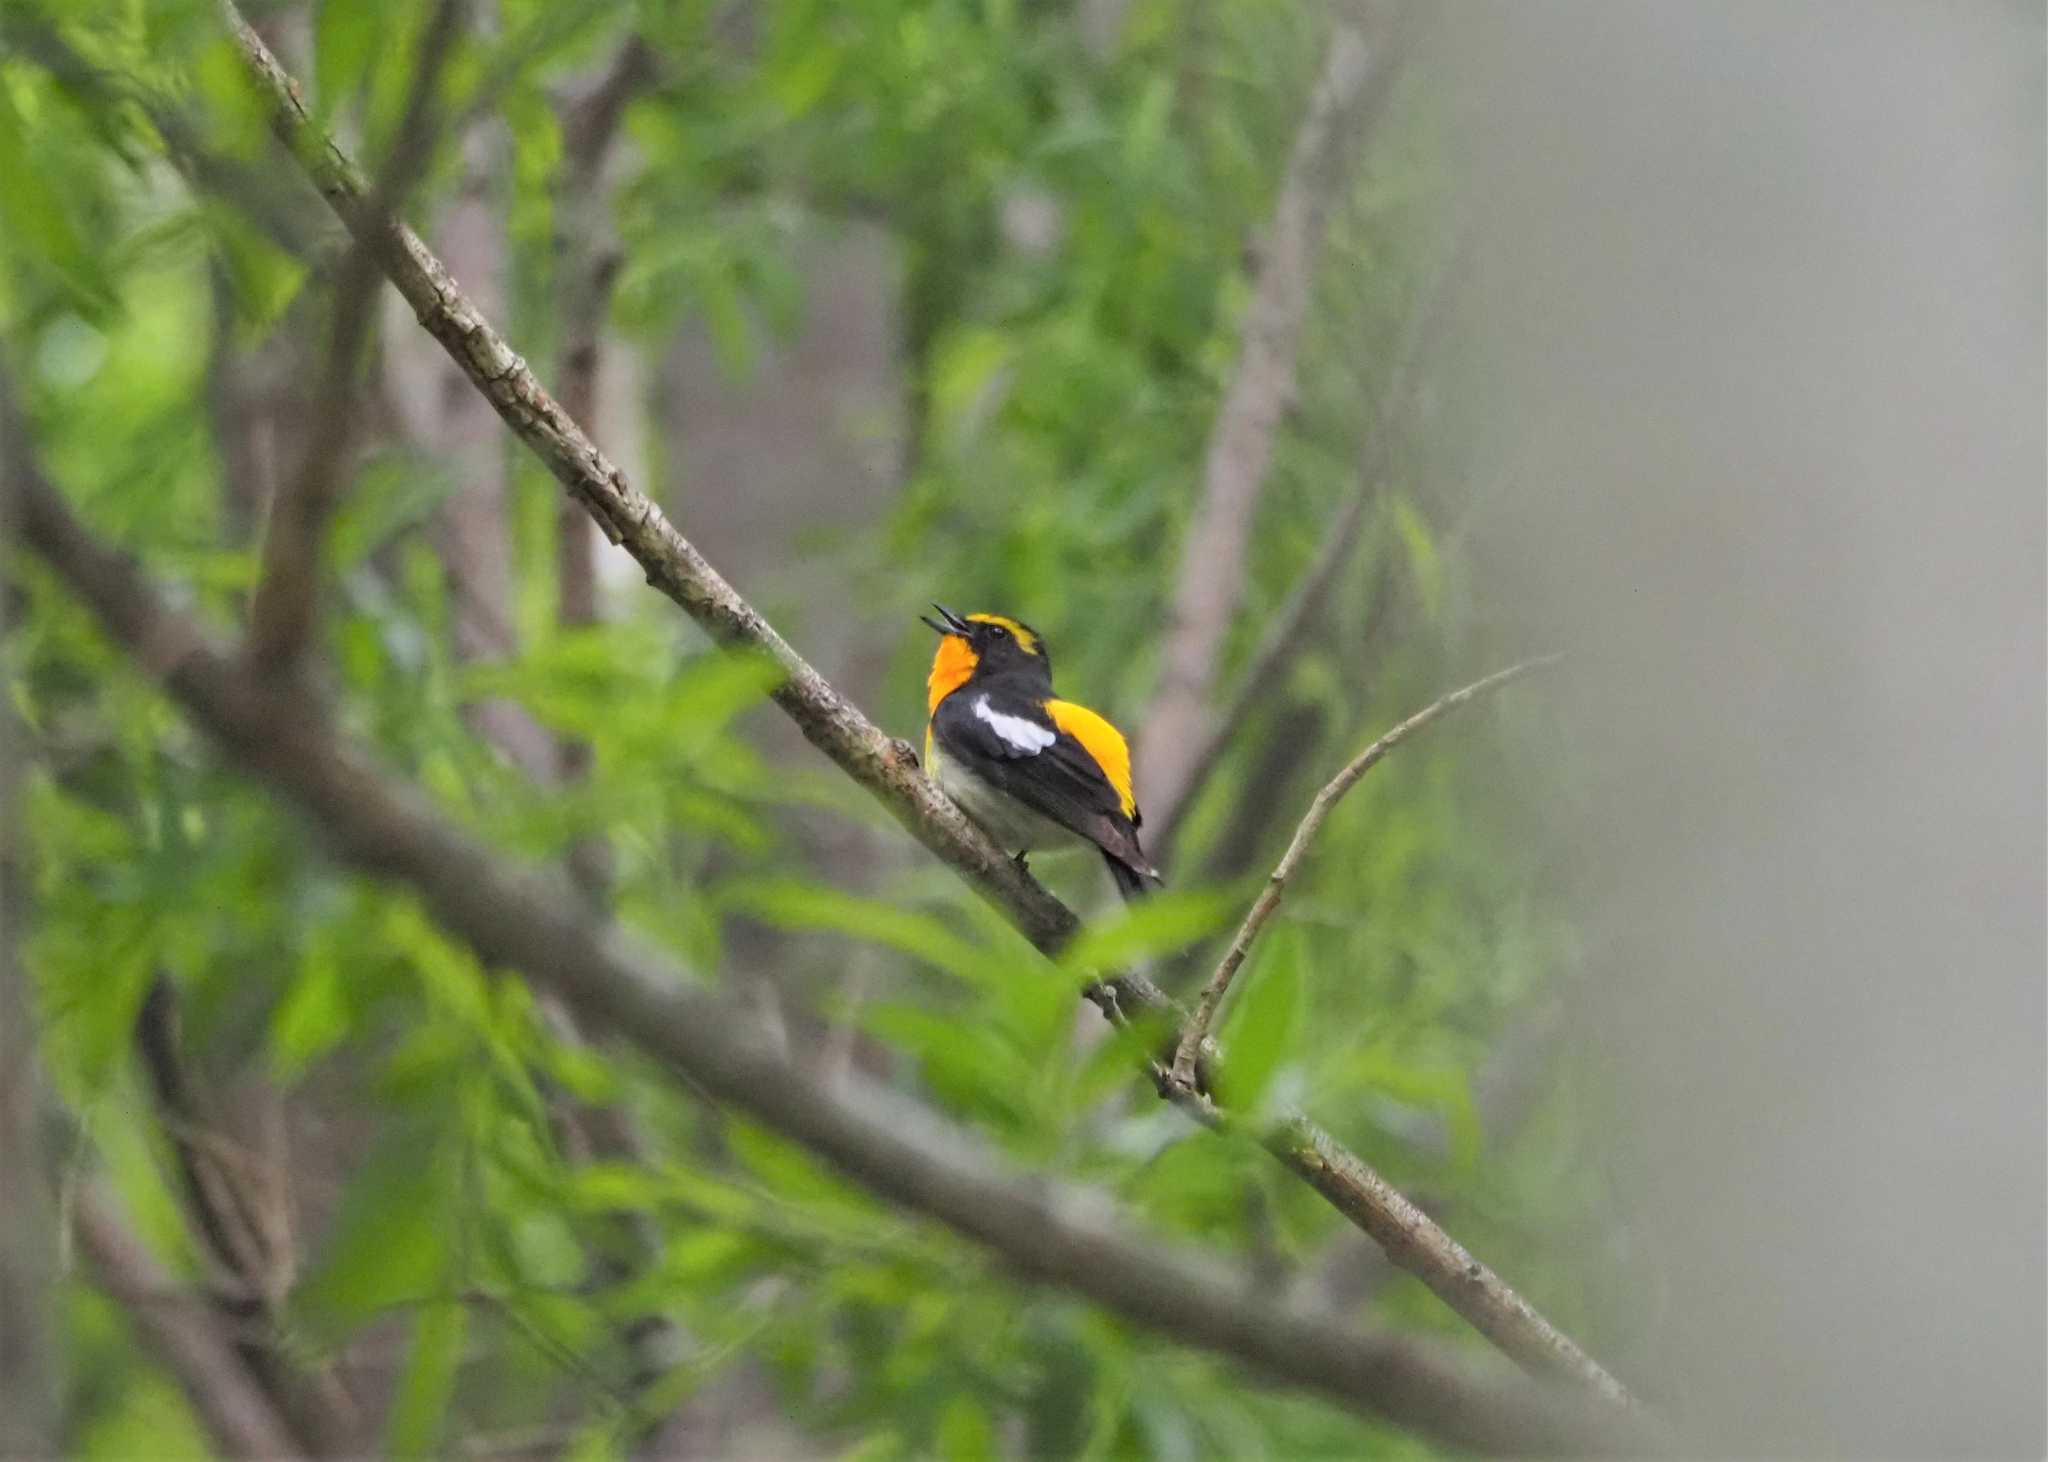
[2,0,1608,1455]
[1054,885,1241,975]
[1213,925,1305,1111]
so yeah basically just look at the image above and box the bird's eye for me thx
[987,624,1008,641]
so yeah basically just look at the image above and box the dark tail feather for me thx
[1104,852,1162,902]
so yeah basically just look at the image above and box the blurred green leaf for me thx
[294,1119,459,1334]
[720,878,988,983]
[1390,494,1444,622]
[727,1121,868,1216]
[386,1301,468,1458]
[936,1396,998,1460]
[861,1001,1038,1127]
[0,84,120,319]
[268,933,350,1080]
[1056,885,1241,974]
[1213,926,1305,1109]
[327,455,455,572]
[312,0,390,119]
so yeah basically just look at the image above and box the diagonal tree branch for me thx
[1171,655,1564,1090]
[1137,1,1411,823]
[207,1,1633,1406]
[73,1188,306,1459]
[1144,1055,1634,1409]
[3,440,1648,1458]
[211,0,1106,986]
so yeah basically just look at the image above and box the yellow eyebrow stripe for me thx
[965,613,1039,654]
[1044,699,1136,819]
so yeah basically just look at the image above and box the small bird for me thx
[920,605,1161,900]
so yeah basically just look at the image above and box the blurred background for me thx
[0,0,2039,1457]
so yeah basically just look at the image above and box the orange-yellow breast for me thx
[926,635,978,716]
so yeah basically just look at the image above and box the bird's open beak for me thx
[920,603,972,637]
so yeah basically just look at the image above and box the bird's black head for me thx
[921,604,1052,704]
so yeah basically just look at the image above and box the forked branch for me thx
[1170,654,1564,1090]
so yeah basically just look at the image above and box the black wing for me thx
[931,684,1057,762]
[932,686,1153,877]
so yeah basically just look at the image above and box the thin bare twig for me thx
[207,6,1637,1410]
[243,0,469,677]
[4,451,1646,1457]
[1170,654,1565,1090]
[72,1188,306,1459]
[1138,1,1410,820]
[1163,655,1637,1410]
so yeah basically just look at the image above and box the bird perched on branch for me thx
[920,605,1161,900]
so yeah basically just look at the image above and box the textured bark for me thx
[1260,1115,1633,1402]
[7,460,1648,1458]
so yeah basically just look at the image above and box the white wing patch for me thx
[974,694,1056,754]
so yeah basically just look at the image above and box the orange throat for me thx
[926,636,978,715]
